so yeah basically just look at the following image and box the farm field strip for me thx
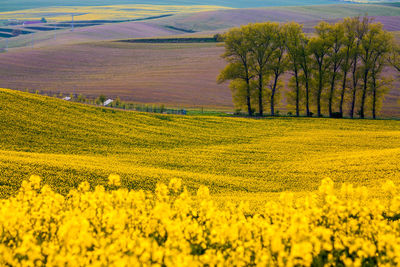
[0,20,190,50]
[151,4,400,32]
[1,89,400,210]
[0,5,231,22]
[1,39,398,116]
[0,42,232,107]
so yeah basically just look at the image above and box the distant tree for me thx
[97,94,106,105]
[349,16,370,118]
[223,77,255,112]
[359,23,391,119]
[298,34,313,116]
[213,33,224,42]
[247,22,279,116]
[115,97,121,107]
[77,94,85,102]
[326,22,345,118]
[310,21,333,117]
[218,27,254,116]
[339,18,357,117]
[370,76,392,119]
[284,22,303,116]
[388,42,400,73]
[268,25,287,116]
[41,17,47,23]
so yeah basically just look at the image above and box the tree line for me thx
[218,17,400,118]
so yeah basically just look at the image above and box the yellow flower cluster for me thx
[1,175,400,266]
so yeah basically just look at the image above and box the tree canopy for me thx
[219,17,396,119]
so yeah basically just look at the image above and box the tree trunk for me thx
[245,76,253,116]
[317,64,323,117]
[360,69,369,119]
[339,71,348,116]
[350,86,357,119]
[305,78,310,117]
[294,68,300,117]
[372,76,377,119]
[258,73,263,116]
[270,74,279,116]
[329,72,337,118]
[350,66,358,118]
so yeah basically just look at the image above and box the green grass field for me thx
[1,88,400,211]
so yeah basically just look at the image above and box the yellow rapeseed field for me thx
[1,89,400,208]
[1,88,400,265]
[1,175,400,266]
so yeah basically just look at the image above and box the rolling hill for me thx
[0,3,399,117]
[0,5,231,22]
[150,4,400,32]
[0,0,340,12]
[2,4,399,49]
[0,41,230,107]
[0,21,189,49]
[1,88,400,210]
[1,38,398,116]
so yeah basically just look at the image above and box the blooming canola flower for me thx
[1,176,400,266]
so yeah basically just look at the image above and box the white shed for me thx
[103,99,113,106]
[63,96,71,101]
